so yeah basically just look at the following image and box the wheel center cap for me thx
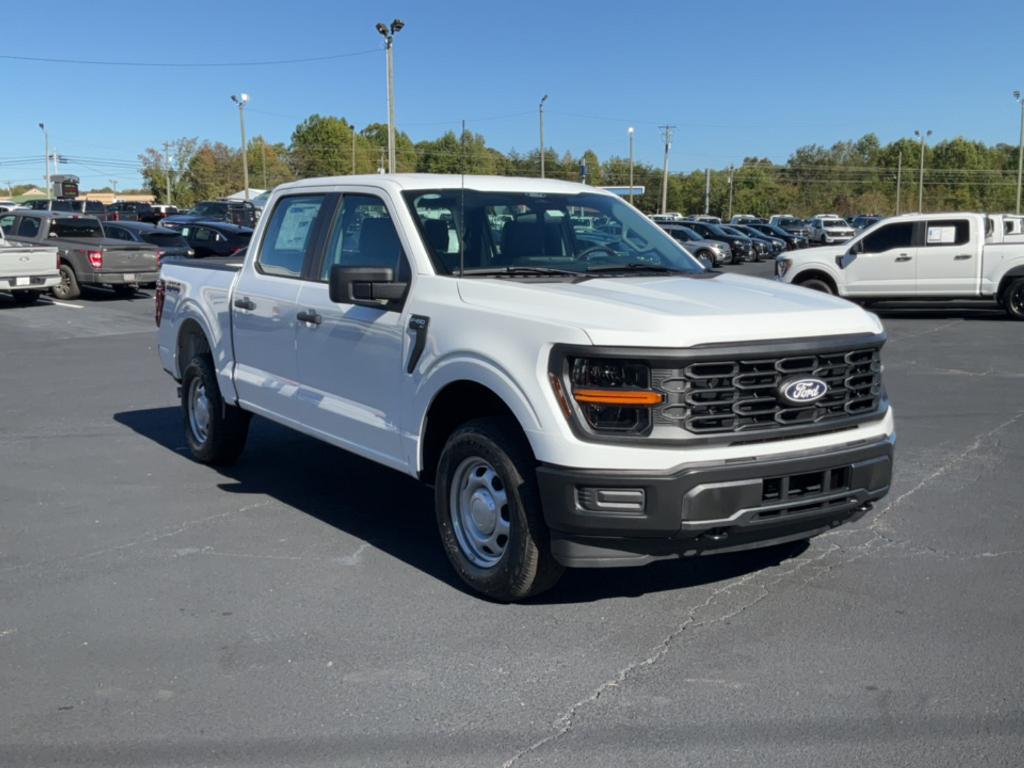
[469,491,496,534]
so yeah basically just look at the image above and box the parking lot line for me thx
[40,298,85,309]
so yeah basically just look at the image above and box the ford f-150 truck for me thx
[776,212,1024,320]
[0,221,60,304]
[5,210,160,299]
[156,174,895,600]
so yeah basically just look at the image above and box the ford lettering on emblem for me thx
[778,377,828,405]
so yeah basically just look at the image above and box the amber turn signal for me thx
[572,389,664,406]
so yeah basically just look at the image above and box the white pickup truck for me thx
[0,220,59,304]
[776,212,1024,319]
[156,174,895,600]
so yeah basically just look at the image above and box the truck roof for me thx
[274,173,608,196]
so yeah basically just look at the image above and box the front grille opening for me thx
[788,471,824,497]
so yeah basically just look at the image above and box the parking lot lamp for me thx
[539,95,548,178]
[231,94,250,201]
[38,122,49,199]
[627,126,635,203]
[914,129,931,213]
[1014,90,1023,215]
[376,20,404,174]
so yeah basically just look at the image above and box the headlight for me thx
[776,258,793,278]
[559,358,661,434]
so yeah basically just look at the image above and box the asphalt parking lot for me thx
[2,263,1022,767]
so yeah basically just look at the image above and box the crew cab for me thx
[3,210,160,299]
[0,220,60,304]
[156,174,895,600]
[776,212,1024,319]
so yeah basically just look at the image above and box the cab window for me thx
[319,194,410,283]
[17,217,41,238]
[860,222,914,253]
[923,219,969,246]
[0,214,14,234]
[256,194,326,278]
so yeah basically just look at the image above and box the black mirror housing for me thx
[329,265,407,306]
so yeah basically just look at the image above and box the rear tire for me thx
[435,417,563,601]
[798,278,834,295]
[1004,277,1024,320]
[12,290,39,305]
[181,355,251,465]
[51,263,81,300]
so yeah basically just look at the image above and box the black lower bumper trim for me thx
[537,437,893,568]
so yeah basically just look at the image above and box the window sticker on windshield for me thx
[927,226,956,244]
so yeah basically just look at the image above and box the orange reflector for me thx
[573,389,663,406]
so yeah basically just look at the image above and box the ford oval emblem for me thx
[778,377,828,405]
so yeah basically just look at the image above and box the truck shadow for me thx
[114,406,805,604]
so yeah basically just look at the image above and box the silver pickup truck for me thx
[4,210,160,299]
[0,222,60,304]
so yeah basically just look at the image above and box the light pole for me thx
[914,129,931,213]
[627,126,635,203]
[376,19,404,174]
[38,122,49,199]
[659,125,675,214]
[110,179,118,200]
[231,94,250,200]
[895,150,902,215]
[1014,90,1023,215]
[539,94,548,178]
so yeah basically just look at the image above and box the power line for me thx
[0,48,380,68]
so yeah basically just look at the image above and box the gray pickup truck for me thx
[4,210,159,299]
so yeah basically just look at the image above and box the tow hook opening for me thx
[700,527,730,542]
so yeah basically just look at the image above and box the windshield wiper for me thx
[460,266,584,278]
[586,263,685,275]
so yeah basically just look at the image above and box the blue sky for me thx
[2,0,1022,191]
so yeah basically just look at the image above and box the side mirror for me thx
[329,265,407,307]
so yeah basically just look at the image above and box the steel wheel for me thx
[187,377,212,446]
[449,457,511,568]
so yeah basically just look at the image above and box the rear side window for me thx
[924,219,969,246]
[861,222,914,253]
[52,219,103,238]
[257,195,326,278]
[85,201,105,213]
[319,194,410,283]
[17,218,41,238]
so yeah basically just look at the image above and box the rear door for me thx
[230,192,331,426]
[293,190,411,470]
[843,221,917,296]
[915,217,978,296]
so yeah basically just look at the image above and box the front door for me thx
[230,193,330,426]
[843,221,917,296]
[294,192,411,470]
[916,218,978,296]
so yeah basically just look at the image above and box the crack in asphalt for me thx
[500,409,1024,767]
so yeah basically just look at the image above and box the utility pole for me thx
[110,179,118,199]
[39,124,49,198]
[895,150,902,215]
[1014,90,1024,215]
[539,94,549,178]
[727,165,734,221]
[914,129,931,213]
[376,19,404,174]
[703,168,711,215]
[659,125,675,214]
[231,94,250,200]
[163,142,173,205]
[627,126,635,204]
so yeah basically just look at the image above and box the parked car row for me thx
[0,208,252,302]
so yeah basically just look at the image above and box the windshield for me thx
[84,201,105,213]
[51,218,103,238]
[823,219,848,228]
[142,232,188,248]
[50,200,75,212]
[403,189,703,276]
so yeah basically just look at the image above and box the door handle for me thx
[953,253,972,260]
[296,309,322,326]
[233,296,255,310]
[895,255,912,262]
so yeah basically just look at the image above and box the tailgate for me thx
[99,244,160,272]
[0,244,58,279]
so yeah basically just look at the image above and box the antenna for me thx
[459,118,466,278]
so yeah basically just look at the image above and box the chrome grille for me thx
[653,347,882,435]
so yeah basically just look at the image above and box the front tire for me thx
[181,355,251,465]
[798,278,835,295]
[1004,277,1024,320]
[435,417,563,601]
[51,263,81,300]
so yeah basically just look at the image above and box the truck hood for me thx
[457,272,882,347]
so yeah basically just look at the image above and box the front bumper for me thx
[537,435,893,567]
